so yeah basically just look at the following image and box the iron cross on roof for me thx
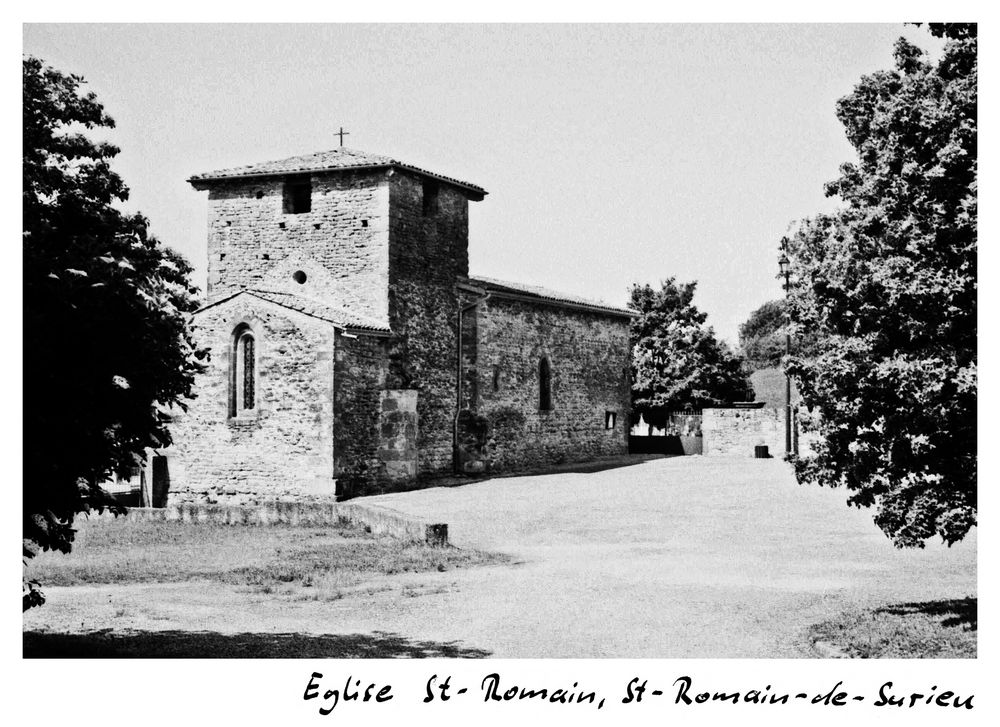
[336,127,350,147]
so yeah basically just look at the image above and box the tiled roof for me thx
[248,290,391,332]
[196,288,391,334]
[188,147,486,198]
[466,276,637,318]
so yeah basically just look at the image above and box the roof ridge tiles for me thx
[188,147,485,196]
[466,275,637,317]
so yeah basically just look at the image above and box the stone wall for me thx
[166,296,336,504]
[377,389,419,482]
[385,171,472,478]
[333,332,387,497]
[103,502,448,545]
[702,407,783,457]
[469,296,631,471]
[202,169,391,321]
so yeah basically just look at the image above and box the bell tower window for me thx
[283,177,312,214]
[422,180,439,216]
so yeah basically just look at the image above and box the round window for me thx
[292,270,307,284]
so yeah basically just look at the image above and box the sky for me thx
[22,23,945,342]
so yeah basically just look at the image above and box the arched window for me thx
[539,357,552,411]
[230,324,256,416]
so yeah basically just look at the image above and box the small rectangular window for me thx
[605,411,617,429]
[422,180,439,217]
[283,178,312,214]
[539,358,552,411]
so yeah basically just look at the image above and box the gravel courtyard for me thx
[25,456,975,657]
[359,456,976,657]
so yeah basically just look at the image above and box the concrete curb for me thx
[98,501,448,546]
[811,639,851,659]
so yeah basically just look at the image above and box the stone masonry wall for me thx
[702,407,782,457]
[386,170,472,478]
[378,389,419,482]
[471,297,631,471]
[203,169,391,321]
[166,296,336,504]
[333,332,387,498]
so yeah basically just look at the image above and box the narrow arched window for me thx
[230,324,256,416]
[539,357,552,411]
[240,333,255,410]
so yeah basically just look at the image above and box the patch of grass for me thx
[27,517,508,597]
[810,597,976,658]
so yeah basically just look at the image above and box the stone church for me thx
[163,147,634,504]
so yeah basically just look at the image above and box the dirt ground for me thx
[24,456,976,658]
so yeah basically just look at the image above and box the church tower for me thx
[170,148,487,501]
[188,147,486,326]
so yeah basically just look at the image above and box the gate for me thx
[628,410,703,455]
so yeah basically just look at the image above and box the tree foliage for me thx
[738,299,820,369]
[629,279,753,414]
[785,24,976,548]
[23,57,206,608]
[738,299,787,369]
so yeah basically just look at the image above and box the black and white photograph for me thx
[14,11,986,724]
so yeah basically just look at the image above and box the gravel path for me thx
[24,457,976,657]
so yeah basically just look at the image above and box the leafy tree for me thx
[785,24,976,548]
[629,279,754,415]
[738,299,820,369]
[23,57,206,608]
[738,300,787,369]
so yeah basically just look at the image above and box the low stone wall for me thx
[107,501,448,546]
[702,407,783,457]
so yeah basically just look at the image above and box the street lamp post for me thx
[778,240,792,456]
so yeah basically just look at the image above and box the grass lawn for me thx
[27,516,507,601]
[810,597,977,658]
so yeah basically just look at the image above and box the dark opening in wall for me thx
[492,364,501,392]
[361,219,368,227]
[292,270,307,284]
[283,177,312,214]
[539,357,552,411]
[255,190,264,199]
[422,180,439,217]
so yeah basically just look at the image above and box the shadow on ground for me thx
[24,629,492,658]
[341,454,676,500]
[876,597,977,631]
[534,454,676,475]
